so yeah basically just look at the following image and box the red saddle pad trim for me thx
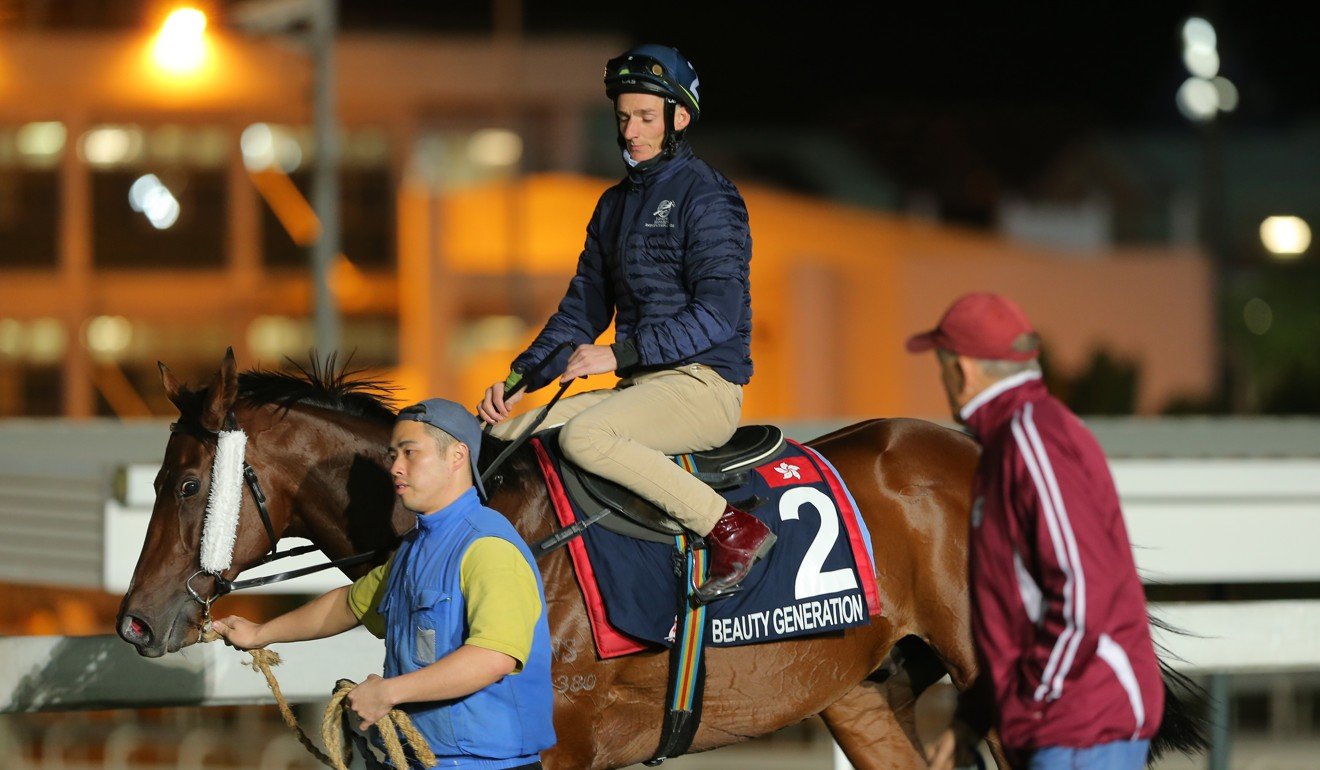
[531,437,648,659]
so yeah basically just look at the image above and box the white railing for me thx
[1120,458,1320,675]
[2,447,1319,769]
[0,629,383,714]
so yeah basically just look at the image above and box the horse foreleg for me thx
[820,677,925,770]
[923,639,1015,770]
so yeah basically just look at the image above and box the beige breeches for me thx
[490,364,742,535]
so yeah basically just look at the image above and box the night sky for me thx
[340,3,1320,127]
[20,2,1320,129]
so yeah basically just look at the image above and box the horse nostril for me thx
[121,615,154,647]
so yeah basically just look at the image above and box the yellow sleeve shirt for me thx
[346,537,542,671]
[346,554,394,639]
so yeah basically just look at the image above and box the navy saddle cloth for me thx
[532,429,881,655]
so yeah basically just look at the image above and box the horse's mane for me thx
[177,355,399,425]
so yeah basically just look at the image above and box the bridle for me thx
[173,410,388,616]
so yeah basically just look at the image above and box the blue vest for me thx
[378,488,556,769]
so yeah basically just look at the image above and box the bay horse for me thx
[116,352,1203,769]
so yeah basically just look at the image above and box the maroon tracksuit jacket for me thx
[956,372,1163,751]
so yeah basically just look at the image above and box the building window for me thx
[250,125,395,269]
[84,124,228,269]
[247,315,397,369]
[0,317,68,416]
[0,123,64,268]
[407,128,524,192]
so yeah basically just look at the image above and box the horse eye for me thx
[180,478,201,498]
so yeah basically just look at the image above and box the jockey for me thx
[479,44,773,603]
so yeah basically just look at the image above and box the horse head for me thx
[115,350,259,655]
[116,348,406,657]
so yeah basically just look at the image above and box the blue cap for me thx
[396,398,487,500]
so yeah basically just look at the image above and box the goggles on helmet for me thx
[604,53,700,118]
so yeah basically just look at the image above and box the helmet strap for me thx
[661,99,679,159]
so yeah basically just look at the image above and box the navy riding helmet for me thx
[604,44,701,121]
[604,44,701,162]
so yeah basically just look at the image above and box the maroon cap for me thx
[906,292,1040,361]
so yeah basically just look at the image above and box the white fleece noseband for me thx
[200,429,247,573]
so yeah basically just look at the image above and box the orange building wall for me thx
[399,175,1214,422]
[898,247,1214,418]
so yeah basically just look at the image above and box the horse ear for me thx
[158,361,185,409]
[200,347,240,431]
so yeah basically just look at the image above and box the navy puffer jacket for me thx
[512,143,753,391]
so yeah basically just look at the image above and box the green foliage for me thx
[1225,263,1320,414]
[1042,345,1140,416]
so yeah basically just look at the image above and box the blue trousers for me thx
[1028,740,1149,770]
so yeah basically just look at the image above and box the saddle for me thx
[547,425,785,544]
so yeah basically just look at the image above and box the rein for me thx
[478,341,574,489]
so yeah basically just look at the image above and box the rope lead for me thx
[242,648,437,770]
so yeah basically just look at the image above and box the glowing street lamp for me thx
[151,8,210,76]
[1260,216,1311,259]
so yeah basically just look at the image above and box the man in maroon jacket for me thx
[914,293,1163,770]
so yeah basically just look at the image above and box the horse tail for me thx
[1147,614,1210,761]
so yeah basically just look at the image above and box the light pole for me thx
[1175,15,1239,412]
[1176,17,1240,770]
[230,0,341,356]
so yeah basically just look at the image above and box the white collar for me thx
[959,370,1042,423]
